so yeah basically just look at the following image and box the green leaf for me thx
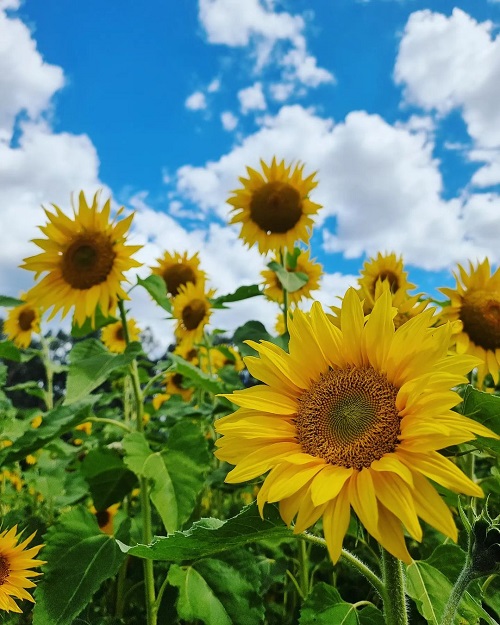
[458,385,500,454]
[123,423,209,533]
[0,340,22,362]
[267,261,309,293]
[299,583,358,625]
[81,448,138,510]
[211,284,262,309]
[167,551,265,625]
[285,247,301,270]
[0,295,25,307]
[169,352,224,394]
[0,399,96,465]
[118,502,291,561]
[65,338,143,404]
[357,605,386,625]
[5,380,46,400]
[71,306,118,338]
[33,507,126,625]
[137,274,172,313]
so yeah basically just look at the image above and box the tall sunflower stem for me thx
[118,300,157,625]
[441,564,476,625]
[280,249,289,333]
[40,335,54,411]
[380,549,409,625]
[298,538,310,598]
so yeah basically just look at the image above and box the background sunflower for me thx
[172,281,214,347]
[151,250,205,297]
[261,249,322,304]
[101,318,141,353]
[4,298,41,348]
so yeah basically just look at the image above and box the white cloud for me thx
[238,82,266,114]
[221,110,238,131]
[469,148,500,188]
[281,37,335,87]
[207,78,220,92]
[185,90,207,111]
[269,82,295,102]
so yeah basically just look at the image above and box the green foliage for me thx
[459,385,500,455]
[0,295,25,307]
[137,274,172,313]
[33,507,127,625]
[267,260,309,293]
[232,320,288,357]
[168,352,224,394]
[211,284,262,309]
[71,306,118,337]
[81,448,138,510]
[0,339,36,362]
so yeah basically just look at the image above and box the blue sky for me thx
[1,0,500,344]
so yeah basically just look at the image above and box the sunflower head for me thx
[4,297,41,349]
[199,344,245,373]
[261,249,322,305]
[215,288,498,563]
[92,503,121,536]
[165,372,194,401]
[21,191,142,328]
[359,252,415,304]
[101,318,141,353]
[172,281,214,347]
[228,157,322,254]
[151,251,205,297]
[0,526,45,613]
[440,259,500,386]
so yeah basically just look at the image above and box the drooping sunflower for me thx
[261,250,322,305]
[0,526,45,613]
[4,298,41,348]
[172,281,214,347]
[359,252,415,301]
[227,158,322,254]
[21,191,142,328]
[165,372,194,401]
[101,318,141,353]
[152,251,205,297]
[215,289,497,563]
[439,259,500,386]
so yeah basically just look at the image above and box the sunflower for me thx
[21,191,142,328]
[165,372,193,401]
[439,259,500,386]
[4,298,41,348]
[172,281,214,347]
[359,252,415,302]
[101,318,141,353]
[215,289,497,563]
[0,526,45,613]
[228,158,322,254]
[152,251,205,297]
[92,503,121,536]
[261,250,322,305]
[199,344,245,373]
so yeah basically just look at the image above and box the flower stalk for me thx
[380,549,409,625]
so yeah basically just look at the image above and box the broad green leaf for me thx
[286,247,301,270]
[232,321,288,357]
[5,380,46,400]
[65,338,143,404]
[458,385,500,454]
[267,260,309,293]
[33,507,126,625]
[137,274,172,313]
[167,551,265,625]
[299,583,358,625]
[118,503,291,561]
[169,352,224,394]
[0,340,23,362]
[357,605,386,625]
[211,284,262,309]
[0,295,25,307]
[71,306,118,338]
[81,448,138,510]
[0,398,96,465]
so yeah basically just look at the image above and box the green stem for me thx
[441,564,475,625]
[280,249,289,333]
[380,548,408,625]
[40,335,54,410]
[118,300,157,625]
[86,417,133,433]
[115,556,128,617]
[298,538,309,598]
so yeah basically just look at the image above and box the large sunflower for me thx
[0,526,45,613]
[101,318,141,353]
[172,281,214,347]
[439,259,500,386]
[215,289,497,563]
[4,298,41,348]
[359,252,415,301]
[261,250,322,305]
[151,251,205,297]
[22,191,142,327]
[227,158,322,254]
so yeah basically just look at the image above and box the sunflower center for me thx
[461,289,500,350]
[62,233,116,290]
[95,509,111,529]
[115,326,124,341]
[163,264,197,296]
[0,554,10,586]
[18,309,36,331]
[249,181,303,234]
[182,299,206,330]
[296,366,401,470]
[172,373,184,388]
[377,271,400,293]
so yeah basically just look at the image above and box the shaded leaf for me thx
[0,295,25,307]
[232,321,288,357]
[357,605,386,625]
[458,385,500,454]
[137,274,172,313]
[299,582,358,625]
[0,340,36,362]
[33,507,126,625]
[267,261,309,293]
[211,284,262,309]
[71,306,118,338]
[81,448,138,510]
[169,352,224,394]
[118,502,291,561]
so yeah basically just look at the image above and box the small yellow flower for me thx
[0,526,45,613]
[101,319,141,353]
[75,422,92,436]
[4,298,41,349]
[151,251,206,297]
[0,440,13,449]
[152,393,171,410]
[31,416,43,429]
[25,455,37,466]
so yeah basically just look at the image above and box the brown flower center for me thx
[461,289,500,350]
[115,325,125,341]
[296,366,401,470]
[62,232,116,290]
[377,270,400,293]
[0,554,10,586]
[18,308,36,331]
[163,263,197,296]
[182,299,207,330]
[172,373,184,388]
[249,181,303,234]
[95,509,110,529]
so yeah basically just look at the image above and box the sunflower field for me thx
[0,158,499,625]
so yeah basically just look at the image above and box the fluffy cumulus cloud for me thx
[221,110,238,131]
[197,0,333,95]
[395,8,500,185]
[185,90,207,111]
[238,82,266,114]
